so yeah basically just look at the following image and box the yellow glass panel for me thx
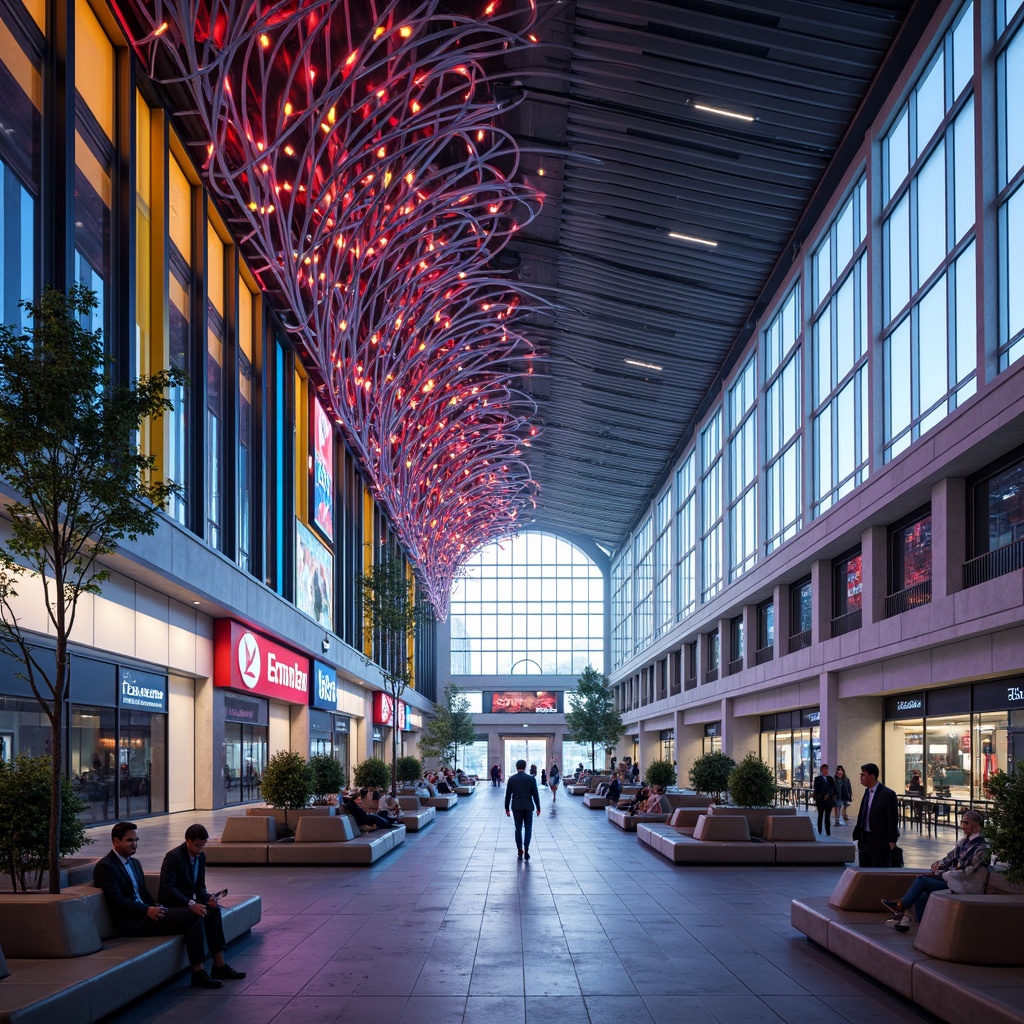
[168,156,191,263]
[237,277,253,361]
[0,16,42,109]
[136,96,151,210]
[207,225,224,316]
[75,129,111,206]
[293,367,308,521]
[22,0,44,33]
[169,274,189,317]
[75,0,114,140]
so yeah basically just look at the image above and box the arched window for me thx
[449,532,604,675]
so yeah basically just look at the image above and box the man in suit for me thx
[504,758,541,859]
[852,763,899,866]
[812,763,837,836]
[158,823,245,982]
[93,821,237,988]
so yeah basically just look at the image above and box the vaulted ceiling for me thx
[499,0,927,553]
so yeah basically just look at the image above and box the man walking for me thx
[504,758,541,859]
[852,762,899,866]
[813,763,837,836]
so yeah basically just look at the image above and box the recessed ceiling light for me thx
[193,600,201,606]
[625,358,663,372]
[693,102,755,123]
[669,232,718,248]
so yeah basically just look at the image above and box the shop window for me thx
[832,547,863,637]
[705,629,719,683]
[70,704,116,823]
[926,717,972,797]
[887,508,932,615]
[966,447,1024,585]
[684,642,697,690]
[223,722,267,805]
[756,599,774,664]
[789,577,812,650]
[729,616,744,673]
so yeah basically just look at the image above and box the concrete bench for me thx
[763,814,855,864]
[396,796,435,831]
[267,813,405,865]
[205,814,277,865]
[0,873,260,1024]
[421,793,458,810]
[566,775,609,796]
[791,867,1024,1023]
[607,793,713,831]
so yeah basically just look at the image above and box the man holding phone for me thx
[158,822,246,984]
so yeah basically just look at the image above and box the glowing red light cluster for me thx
[120,0,542,616]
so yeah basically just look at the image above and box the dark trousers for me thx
[124,906,223,966]
[512,808,534,852]
[816,802,833,835]
[858,841,894,867]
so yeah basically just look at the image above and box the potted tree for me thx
[309,753,345,807]
[353,757,391,792]
[984,766,1024,888]
[395,756,422,787]
[260,750,314,831]
[689,751,736,804]
[644,760,677,790]
[564,666,625,771]
[716,753,778,837]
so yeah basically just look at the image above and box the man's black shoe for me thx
[191,970,224,988]
[211,963,246,980]
[524,851,530,860]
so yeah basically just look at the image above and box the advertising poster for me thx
[296,520,333,628]
[312,395,334,543]
[489,691,559,714]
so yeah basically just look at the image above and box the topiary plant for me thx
[308,753,345,803]
[689,751,736,803]
[644,759,677,789]
[395,755,422,784]
[260,750,314,809]
[984,766,1024,885]
[353,756,390,791]
[727,753,776,807]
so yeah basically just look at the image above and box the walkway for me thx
[89,786,948,1024]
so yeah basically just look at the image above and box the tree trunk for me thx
[48,698,64,894]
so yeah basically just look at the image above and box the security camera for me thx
[321,635,331,654]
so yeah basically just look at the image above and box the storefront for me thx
[308,659,350,777]
[882,678,1024,801]
[659,729,675,764]
[222,692,268,804]
[703,722,722,755]
[760,708,820,789]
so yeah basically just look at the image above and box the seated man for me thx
[93,821,233,989]
[881,810,989,932]
[624,785,651,814]
[158,823,245,982]
[343,792,397,829]
[606,776,621,806]
[375,790,401,822]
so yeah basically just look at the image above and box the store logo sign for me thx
[897,699,922,711]
[1009,686,1024,703]
[119,668,167,712]
[214,620,310,706]
[311,660,338,710]
[238,632,261,689]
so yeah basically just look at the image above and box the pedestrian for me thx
[833,765,852,826]
[504,758,541,859]
[852,762,899,866]
[490,764,500,787]
[813,763,837,836]
[541,767,547,786]
[549,763,561,802]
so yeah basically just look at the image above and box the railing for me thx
[727,657,743,675]
[669,679,682,696]
[754,645,774,665]
[684,675,697,691]
[884,579,932,617]
[788,628,811,652]
[831,608,862,638]
[963,539,1024,589]
[705,668,718,684]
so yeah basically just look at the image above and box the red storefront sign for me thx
[213,620,310,705]
[374,691,395,726]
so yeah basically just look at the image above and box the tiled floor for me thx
[89,787,949,1024]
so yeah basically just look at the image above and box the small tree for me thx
[357,551,432,795]
[420,684,474,767]
[644,759,677,789]
[260,751,314,809]
[985,766,1024,885]
[0,754,89,891]
[728,753,776,807]
[353,756,391,791]
[564,665,625,770]
[396,755,422,784]
[689,751,736,803]
[309,753,345,803]
[0,286,187,892]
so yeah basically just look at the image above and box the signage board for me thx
[118,667,167,713]
[214,619,310,705]
[311,396,334,543]
[310,660,338,710]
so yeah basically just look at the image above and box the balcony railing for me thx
[831,608,862,638]
[684,674,697,691]
[755,645,774,665]
[884,579,932,617]
[788,628,811,652]
[705,668,719,684]
[728,657,743,675]
[963,539,1024,589]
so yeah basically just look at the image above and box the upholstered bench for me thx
[205,814,276,865]
[397,796,436,831]
[267,813,405,865]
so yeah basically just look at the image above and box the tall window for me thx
[611,545,631,670]
[654,489,672,638]
[633,516,653,653]
[0,0,40,324]
[998,0,1024,367]
[756,599,774,659]
[889,508,932,613]
[206,223,227,550]
[790,577,812,650]
[449,532,604,675]
[813,179,869,515]
[882,1,976,460]
[969,449,1024,573]
[237,275,256,573]
[763,286,802,552]
[832,547,863,635]
[674,452,696,620]
[727,357,757,580]
[700,409,723,601]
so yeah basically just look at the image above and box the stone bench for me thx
[0,873,260,1024]
[566,776,609,797]
[396,796,436,831]
[607,793,713,831]
[790,867,1024,1023]
[267,813,405,865]
[205,814,278,865]
[421,793,458,810]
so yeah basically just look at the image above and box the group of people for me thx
[811,763,853,835]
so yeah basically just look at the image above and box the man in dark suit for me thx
[93,821,233,988]
[504,758,541,859]
[852,763,899,866]
[812,763,837,836]
[158,823,245,982]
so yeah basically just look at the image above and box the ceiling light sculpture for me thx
[118,0,542,617]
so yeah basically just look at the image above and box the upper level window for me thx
[633,516,653,654]
[832,547,863,636]
[882,2,977,460]
[449,532,604,676]
[730,615,744,668]
[701,409,723,602]
[674,452,697,620]
[756,599,774,654]
[790,577,812,650]
[728,357,757,581]
[654,489,672,638]
[887,508,932,615]
[998,1,1024,366]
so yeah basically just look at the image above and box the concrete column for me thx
[933,477,965,600]
[810,559,830,645]
[195,675,215,811]
[861,525,887,626]
[819,671,840,767]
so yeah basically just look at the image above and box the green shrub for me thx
[308,753,345,803]
[727,753,776,807]
[395,755,422,783]
[353,756,390,791]
[260,750,314,809]
[985,766,1024,885]
[0,754,89,891]
[644,759,677,789]
[689,751,736,802]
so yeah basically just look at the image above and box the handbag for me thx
[890,845,905,868]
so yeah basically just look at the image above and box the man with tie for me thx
[92,821,237,988]
[851,763,899,866]
[504,758,542,859]
[158,823,245,982]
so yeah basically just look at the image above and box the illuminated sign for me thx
[214,620,310,705]
[374,691,395,726]
[311,396,334,543]
[118,667,167,713]
[296,520,333,628]
[489,691,558,714]
[310,660,338,710]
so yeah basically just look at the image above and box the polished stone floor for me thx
[88,785,950,1024]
